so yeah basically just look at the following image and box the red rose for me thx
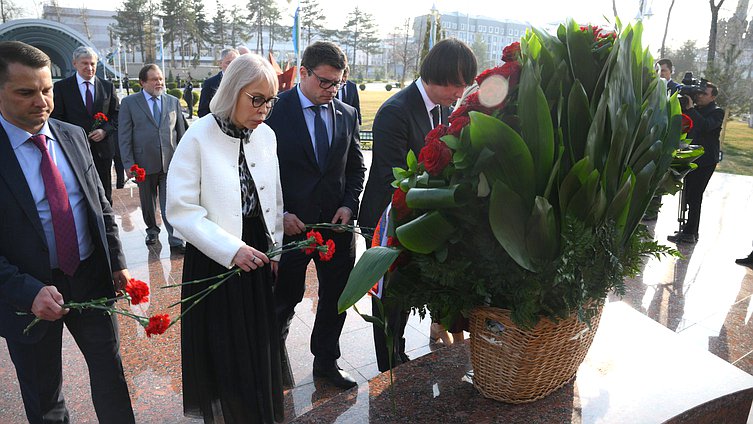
[125,278,150,305]
[319,239,336,261]
[448,116,470,136]
[392,188,411,221]
[501,41,520,62]
[476,62,522,89]
[449,105,469,122]
[145,314,171,337]
[419,138,453,176]
[681,114,694,134]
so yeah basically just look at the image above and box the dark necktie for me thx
[431,106,440,128]
[84,81,94,116]
[30,134,80,276]
[151,96,161,126]
[312,105,329,171]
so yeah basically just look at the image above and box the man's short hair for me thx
[420,38,477,86]
[301,41,347,72]
[73,46,99,63]
[706,81,719,97]
[138,63,160,83]
[220,48,239,61]
[657,58,673,71]
[0,41,51,87]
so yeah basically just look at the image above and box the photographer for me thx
[668,80,724,244]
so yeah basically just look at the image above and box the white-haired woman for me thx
[166,53,284,423]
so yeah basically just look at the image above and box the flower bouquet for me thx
[92,112,108,131]
[339,19,682,402]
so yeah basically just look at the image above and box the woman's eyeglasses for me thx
[244,92,279,109]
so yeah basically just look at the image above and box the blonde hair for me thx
[210,53,278,120]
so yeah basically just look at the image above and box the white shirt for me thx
[75,73,95,107]
[142,90,162,116]
[296,86,333,163]
[416,77,440,128]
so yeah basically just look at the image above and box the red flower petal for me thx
[392,188,411,221]
[145,314,171,337]
[319,239,336,261]
[125,278,150,305]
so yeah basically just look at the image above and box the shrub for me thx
[168,88,183,99]
[385,84,393,91]
[167,82,178,90]
[359,83,366,91]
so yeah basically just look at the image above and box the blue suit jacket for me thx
[265,88,366,224]
[197,72,222,118]
[0,119,126,343]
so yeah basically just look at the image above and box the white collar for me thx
[75,73,95,86]
[416,77,440,115]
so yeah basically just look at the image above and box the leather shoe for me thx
[735,255,753,269]
[667,232,697,244]
[145,234,158,245]
[312,364,357,389]
[171,244,186,254]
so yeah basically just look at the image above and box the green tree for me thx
[471,33,490,69]
[341,7,377,75]
[300,0,325,45]
[189,0,211,68]
[211,0,228,51]
[419,14,444,66]
[667,40,700,78]
[247,0,278,56]
[114,0,158,63]
[228,5,251,51]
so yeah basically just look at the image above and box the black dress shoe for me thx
[170,244,186,254]
[145,234,158,245]
[312,364,357,389]
[667,232,698,244]
[735,255,753,269]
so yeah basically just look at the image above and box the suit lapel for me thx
[67,76,88,115]
[48,121,92,208]
[0,127,47,243]
[159,96,169,129]
[93,77,106,115]
[287,91,318,169]
[407,83,432,137]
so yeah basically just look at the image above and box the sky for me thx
[40,0,749,54]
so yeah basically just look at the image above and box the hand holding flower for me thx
[232,245,270,272]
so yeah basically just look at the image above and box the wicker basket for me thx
[468,304,603,403]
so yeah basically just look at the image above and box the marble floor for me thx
[0,152,751,423]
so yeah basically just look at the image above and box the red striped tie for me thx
[30,134,80,276]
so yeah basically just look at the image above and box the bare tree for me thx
[660,0,676,58]
[0,0,23,23]
[707,0,726,65]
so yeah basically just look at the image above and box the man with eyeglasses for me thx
[266,41,365,390]
[119,64,186,252]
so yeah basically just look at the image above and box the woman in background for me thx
[166,53,284,423]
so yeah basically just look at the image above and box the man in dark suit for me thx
[51,46,119,204]
[266,41,366,390]
[119,64,186,251]
[338,65,361,124]
[359,39,477,372]
[0,41,134,423]
[197,48,238,117]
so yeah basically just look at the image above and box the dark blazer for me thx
[0,119,126,343]
[197,72,222,118]
[339,80,361,125]
[686,101,724,168]
[359,81,448,229]
[265,87,366,223]
[51,75,119,161]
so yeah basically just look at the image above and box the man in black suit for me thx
[51,46,119,204]
[197,48,238,117]
[0,41,134,423]
[338,65,361,124]
[359,39,477,372]
[266,41,366,390]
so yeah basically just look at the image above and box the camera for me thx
[678,72,708,109]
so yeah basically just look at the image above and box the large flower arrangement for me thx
[340,20,681,328]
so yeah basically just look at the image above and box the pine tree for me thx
[300,0,325,45]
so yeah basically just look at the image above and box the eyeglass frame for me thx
[243,92,279,109]
[305,67,343,90]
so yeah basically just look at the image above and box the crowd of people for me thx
[0,34,750,424]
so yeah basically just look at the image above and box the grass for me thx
[718,119,753,176]
[359,90,398,131]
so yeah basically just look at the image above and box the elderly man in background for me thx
[198,48,239,117]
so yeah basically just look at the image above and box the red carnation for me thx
[681,114,694,134]
[93,112,108,122]
[130,164,146,183]
[145,314,171,337]
[501,41,520,63]
[124,278,149,305]
[303,230,324,255]
[419,138,452,176]
[319,239,336,261]
[392,188,411,221]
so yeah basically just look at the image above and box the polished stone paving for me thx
[0,154,752,422]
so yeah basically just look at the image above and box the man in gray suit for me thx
[119,64,185,251]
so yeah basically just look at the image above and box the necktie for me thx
[30,135,80,276]
[312,105,329,171]
[431,106,440,128]
[151,96,161,126]
[84,81,93,116]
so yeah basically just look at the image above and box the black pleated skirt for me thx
[181,215,284,423]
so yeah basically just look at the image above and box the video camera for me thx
[678,72,708,108]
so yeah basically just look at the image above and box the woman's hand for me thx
[232,245,270,272]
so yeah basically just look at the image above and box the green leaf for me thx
[405,185,471,209]
[567,80,591,161]
[489,181,537,271]
[565,19,598,96]
[525,196,559,265]
[518,61,555,194]
[395,211,455,254]
[559,157,593,214]
[406,150,418,172]
[603,105,629,199]
[392,167,408,181]
[442,134,461,150]
[338,247,400,313]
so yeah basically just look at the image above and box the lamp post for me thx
[155,18,166,73]
[116,36,124,96]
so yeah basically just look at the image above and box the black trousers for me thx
[682,164,716,236]
[274,230,355,364]
[5,255,134,424]
[138,172,182,247]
